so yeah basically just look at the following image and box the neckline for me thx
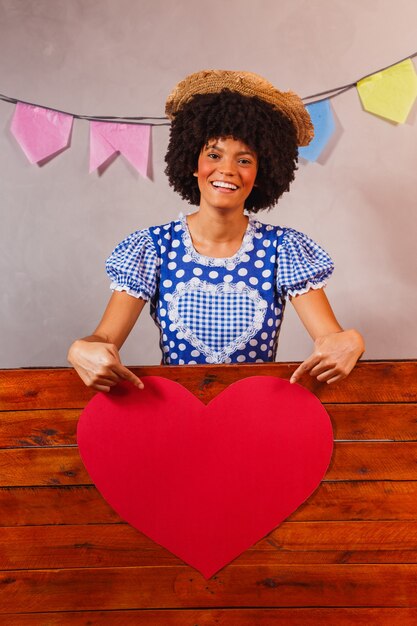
[179,214,257,267]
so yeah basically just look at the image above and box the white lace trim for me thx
[110,282,150,301]
[167,277,267,363]
[179,215,258,269]
[287,279,328,298]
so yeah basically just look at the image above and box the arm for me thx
[289,288,365,385]
[67,291,147,392]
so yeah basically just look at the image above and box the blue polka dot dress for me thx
[106,214,334,365]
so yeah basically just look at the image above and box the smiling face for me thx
[194,137,258,214]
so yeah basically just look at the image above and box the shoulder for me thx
[250,219,330,250]
[253,222,311,241]
[251,218,282,234]
[249,218,285,245]
[147,218,183,246]
[108,217,182,255]
[148,218,182,236]
[106,226,160,271]
[277,227,334,262]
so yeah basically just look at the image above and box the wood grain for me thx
[0,608,417,626]
[1,565,417,612]
[1,362,417,620]
[2,441,417,487]
[0,409,78,447]
[1,480,417,527]
[2,404,416,448]
[1,361,416,410]
[2,521,417,570]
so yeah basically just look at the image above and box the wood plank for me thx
[238,549,417,565]
[0,448,89,487]
[0,368,93,411]
[1,362,415,620]
[1,608,417,626]
[1,361,416,410]
[295,480,417,521]
[327,442,417,481]
[328,404,417,441]
[2,442,417,487]
[2,480,417,526]
[0,409,79,448]
[1,564,417,612]
[2,404,416,448]
[0,485,119,526]
[267,520,417,552]
[2,522,417,570]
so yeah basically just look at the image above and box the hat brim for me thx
[165,69,314,147]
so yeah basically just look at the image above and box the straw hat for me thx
[165,69,313,147]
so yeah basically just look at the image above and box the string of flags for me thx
[1,52,416,173]
[299,56,417,161]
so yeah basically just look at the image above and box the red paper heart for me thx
[77,376,333,578]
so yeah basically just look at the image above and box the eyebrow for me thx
[205,143,257,158]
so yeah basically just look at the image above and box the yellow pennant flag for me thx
[357,58,417,124]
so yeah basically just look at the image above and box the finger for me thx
[93,384,111,393]
[290,354,322,383]
[114,364,144,389]
[309,361,336,377]
[93,377,119,387]
[326,373,345,385]
[99,370,121,383]
[84,367,120,385]
[316,368,340,383]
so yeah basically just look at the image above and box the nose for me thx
[218,157,236,176]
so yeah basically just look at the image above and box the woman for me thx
[68,70,364,391]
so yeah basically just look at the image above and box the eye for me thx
[238,158,254,166]
[207,152,220,159]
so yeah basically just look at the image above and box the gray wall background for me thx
[1,0,416,368]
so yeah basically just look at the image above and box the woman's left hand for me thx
[290,329,365,385]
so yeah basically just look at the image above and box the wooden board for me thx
[1,362,417,620]
[1,608,417,626]
[2,521,417,570]
[2,441,417,487]
[1,564,417,612]
[1,480,417,526]
[1,361,417,410]
[1,404,416,447]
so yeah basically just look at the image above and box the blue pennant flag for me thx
[299,99,335,162]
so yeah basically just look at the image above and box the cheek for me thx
[195,157,212,180]
[243,169,258,189]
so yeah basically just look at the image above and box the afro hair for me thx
[164,89,299,213]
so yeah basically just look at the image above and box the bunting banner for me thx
[298,99,335,162]
[89,121,151,176]
[2,51,417,173]
[10,102,73,164]
[357,58,417,124]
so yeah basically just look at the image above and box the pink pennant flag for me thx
[11,102,73,163]
[89,121,150,176]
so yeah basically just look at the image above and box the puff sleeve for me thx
[105,229,158,300]
[277,228,334,298]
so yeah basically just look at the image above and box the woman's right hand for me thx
[67,339,144,392]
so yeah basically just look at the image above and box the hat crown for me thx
[165,69,314,147]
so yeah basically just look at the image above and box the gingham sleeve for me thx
[277,228,334,298]
[105,229,158,300]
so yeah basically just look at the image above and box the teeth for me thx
[212,181,238,190]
